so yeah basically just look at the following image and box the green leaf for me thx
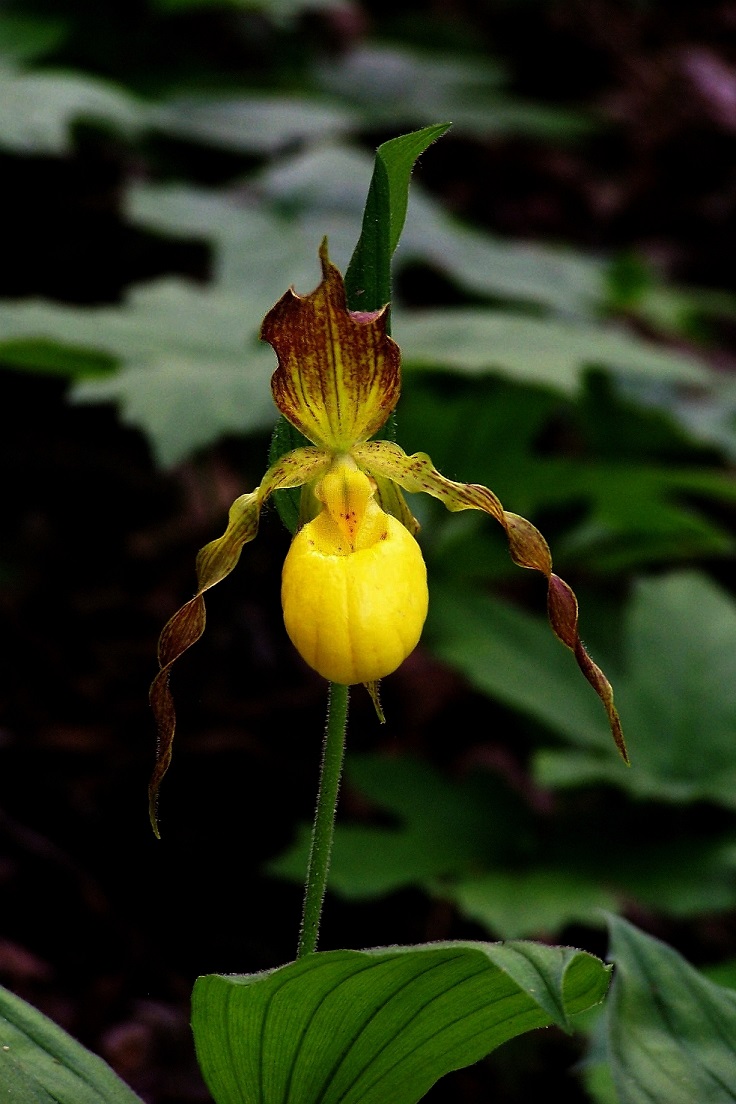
[344,123,451,313]
[127,183,343,302]
[426,581,614,752]
[74,347,276,467]
[192,942,610,1104]
[0,338,115,378]
[606,916,736,1103]
[406,214,606,316]
[534,572,736,807]
[398,375,736,574]
[272,753,736,936]
[0,66,142,153]
[626,372,736,464]
[0,983,144,1104]
[0,14,68,62]
[267,754,525,896]
[315,44,594,141]
[428,570,736,808]
[396,308,711,393]
[0,281,277,467]
[445,835,736,939]
[151,94,356,155]
[257,146,607,314]
[445,871,617,941]
[129,161,607,315]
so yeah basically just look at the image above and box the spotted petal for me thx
[148,446,329,836]
[355,440,628,764]
[262,241,401,452]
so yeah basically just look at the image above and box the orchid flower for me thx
[149,242,627,833]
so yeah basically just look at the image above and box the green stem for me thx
[297,682,350,958]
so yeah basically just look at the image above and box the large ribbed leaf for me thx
[606,916,736,1103]
[192,941,609,1104]
[0,983,143,1104]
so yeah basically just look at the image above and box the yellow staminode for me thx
[282,461,428,685]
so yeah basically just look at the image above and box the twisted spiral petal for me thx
[354,440,628,764]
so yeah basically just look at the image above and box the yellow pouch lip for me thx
[282,509,428,686]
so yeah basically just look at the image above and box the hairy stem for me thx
[297,682,349,958]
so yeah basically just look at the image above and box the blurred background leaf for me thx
[605,916,736,1103]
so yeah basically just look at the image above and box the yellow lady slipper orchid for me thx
[149,241,627,834]
[282,458,428,686]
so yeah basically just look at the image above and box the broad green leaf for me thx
[623,372,736,464]
[398,376,557,477]
[632,281,736,340]
[496,461,735,575]
[609,572,736,802]
[606,916,736,1103]
[344,123,451,313]
[259,146,608,314]
[129,158,607,315]
[705,960,736,992]
[612,837,736,918]
[396,308,711,392]
[0,983,144,1104]
[0,338,114,378]
[258,145,374,215]
[271,753,736,936]
[0,281,277,467]
[534,572,736,806]
[426,581,616,752]
[429,571,736,808]
[446,835,736,939]
[577,1005,619,1104]
[267,754,526,897]
[315,43,594,140]
[126,182,357,303]
[402,207,607,315]
[428,477,734,580]
[192,942,610,1104]
[445,871,617,940]
[398,376,736,574]
[317,43,506,103]
[605,252,736,340]
[151,94,356,155]
[581,1063,620,1104]
[0,66,142,153]
[74,347,276,467]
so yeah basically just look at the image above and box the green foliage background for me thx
[2,1,736,1101]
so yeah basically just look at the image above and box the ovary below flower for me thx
[282,461,428,685]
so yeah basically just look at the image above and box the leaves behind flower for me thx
[606,915,736,1103]
[532,572,736,806]
[0,981,144,1103]
[357,440,628,764]
[192,941,610,1104]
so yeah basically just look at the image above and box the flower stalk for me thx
[297,682,350,958]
